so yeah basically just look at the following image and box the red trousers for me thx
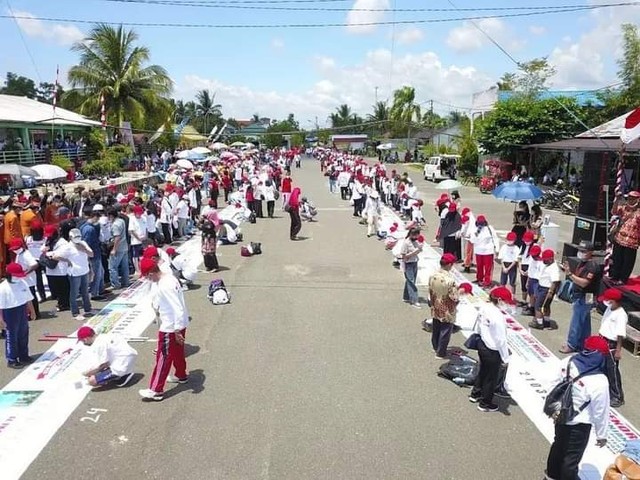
[463,240,474,268]
[475,254,494,286]
[149,329,187,394]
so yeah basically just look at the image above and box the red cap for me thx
[461,215,469,224]
[459,282,473,294]
[142,245,159,259]
[461,207,470,215]
[6,262,26,278]
[440,193,449,199]
[598,288,623,303]
[523,231,535,242]
[165,184,175,192]
[140,257,158,276]
[166,247,177,256]
[441,253,457,265]
[390,225,397,233]
[584,335,610,356]
[436,199,445,206]
[8,238,23,251]
[416,234,425,243]
[476,215,486,223]
[44,224,58,238]
[132,205,144,215]
[77,326,95,342]
[448,202,457,212]
[541,249,555,260]
[629,191,640,198]
[490,286,515,304]
[119,198,129,205]
[506,232,517,241]
[530,245,542,257]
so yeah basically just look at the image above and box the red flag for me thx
[52,65,59,114]
[621,107,640,144]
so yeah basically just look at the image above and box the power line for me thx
[97,0,640,13]
[5,0,42,83]
[0,6,627,29]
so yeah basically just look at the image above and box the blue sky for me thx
[0,0,637,125]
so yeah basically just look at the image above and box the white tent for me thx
[0,94,101,127]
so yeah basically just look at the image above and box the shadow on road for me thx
[163,368,205,398]
[184,343,200,358]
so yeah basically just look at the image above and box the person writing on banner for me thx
[0,263,36,369]
[400,227,423,309]
[558,241,599,354]
[469,215,500,288]
[609,190,640,285]
[544,336,610,480]
[597,288,627,408]
[529,249,560,331]
[139,258,190,402]
[77,326,137,388]
[428,253,459,359]
[498,231,520,294]
[468,286,512,413]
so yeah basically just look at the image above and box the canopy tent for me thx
[0,94,101,126]
[174,124,207,144]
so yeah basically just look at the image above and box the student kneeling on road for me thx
[77,326,137,388]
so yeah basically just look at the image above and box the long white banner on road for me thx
[377,205,640,479]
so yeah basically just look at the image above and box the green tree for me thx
[263,116,299,148]
[64,24,173,128]
[194,89,222,134]
[0,72,36,98]
[330,104,354,128]
[367,101,389,123]
[390,86,421,138]
[456,118,479,175]
[476,96,582,160]
[497,57,556,98]
[497,72,516,91]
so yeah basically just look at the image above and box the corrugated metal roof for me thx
[527,137,640,151]
[0,94,101,126]
[576,110,631,138]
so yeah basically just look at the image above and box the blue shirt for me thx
[79,220,100,255]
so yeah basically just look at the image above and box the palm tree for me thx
[367,101,389,123]
[390,86,421,143]
[64,24,173,127]
[195,89,222,133]
[330,104,354,128]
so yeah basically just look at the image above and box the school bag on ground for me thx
[437,355,478,386]
[543,361,595,424]
[208,278,230,305]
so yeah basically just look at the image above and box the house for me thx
[331,134,368,150]
[239,122,269,140]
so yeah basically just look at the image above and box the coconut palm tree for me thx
[195,89,222,133]
[64,24,173,127]
[367,101,389,123]
[330,104,355,128]
[390,86,422,142]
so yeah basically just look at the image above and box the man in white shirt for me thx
[166,247,196,288]
[128,205,147,275]
[530,249,560,330]
[77,326,137,388]
[545,336,610,480]
[138,258,190,401]
[0,263,36,368]
[175,196,190,239]
[597,288,627,407]
[9,238,40,319]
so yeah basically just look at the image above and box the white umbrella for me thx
[176,159,194,170]
[0,164,37,177]
[436,179,463,190]
[31,164,67,180]
[176,150,191,159]
[210,142,228,150]
[191,146,211,154]
[376,143,397,151]
[220,151,236,159]
[230,141,246,147]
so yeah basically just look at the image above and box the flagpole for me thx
[51,64,59,161]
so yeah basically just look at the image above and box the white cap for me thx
[92,203,104,211]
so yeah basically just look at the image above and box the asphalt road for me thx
[11,157,633,480]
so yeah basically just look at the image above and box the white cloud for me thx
[345,0,390,35]
[395,27,425,46]
[270,38,285,50]
[529,25,546,36]
[176,49,491,123]
[11,10,84,46]
[446,18,523,53]
[549,1,640,88]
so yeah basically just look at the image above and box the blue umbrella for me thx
[492,181,543,201]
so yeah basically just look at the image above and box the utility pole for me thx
[375,86,379,104]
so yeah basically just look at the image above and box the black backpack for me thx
[543,362,596,424]
[437,355,479,386]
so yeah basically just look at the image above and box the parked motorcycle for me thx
[561,191,580,215]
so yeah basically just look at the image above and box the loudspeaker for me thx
[577,151,615,219]
[571,215,608,250]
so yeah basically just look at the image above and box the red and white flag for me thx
[621,107,640,144]
[52,65,59,114]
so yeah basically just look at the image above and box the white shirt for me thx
[0,278,33,309]
[15,250,38,287]
[160,197,172,223]
[146,213,157,233]
[538,262,561,288]
[476,302,510,362]
[25,237,45,262]
[58,240,92,277]
[151,274,189,332]
[555,357,610,439]
[46,238,69,276]
[128,215,146,246]
[519,244,532,266]
[90,334,138,376]
[528,258,542,280]
[171,254,196,282]
[176,200,190,219]
[470,225,498,255]
[498,244,520,263]
[599,306,628,341]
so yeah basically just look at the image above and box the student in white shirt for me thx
[498,231,520,293]
[597,288,627,407]
[530,249,560,330]
[524,245,542,316]
[469,215,499,288]
[138,258,189,401]
[55,228,93,321]
[78,326,137,388]
[175,196,190,239]
[518,231,535,304]
[469,287,512,412]
[9,238,40,318]
[545,336,610,480]
[0,263,36,368]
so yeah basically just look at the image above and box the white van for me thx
[423,155,459,182]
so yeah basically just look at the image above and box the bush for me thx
[51,153,73,171]
[86,128,106,160]
[82,158,121,176]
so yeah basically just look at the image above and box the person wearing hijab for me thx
[438,202,462,259]
[544,336,610,480]
[288,187,302,241]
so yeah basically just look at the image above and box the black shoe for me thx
[116,372,135,387]
[528,321,544,330]
[0,330,5,339]
[7,361,24,369]
[19,356,35,364]
[521,308,535,316]
[611,400,625,408]
[91,295,107,301]
[477,403,499,412]
[463,267,471,273]
[494,388,511,399]
[543,322,556,330]
[468,395,481,403]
